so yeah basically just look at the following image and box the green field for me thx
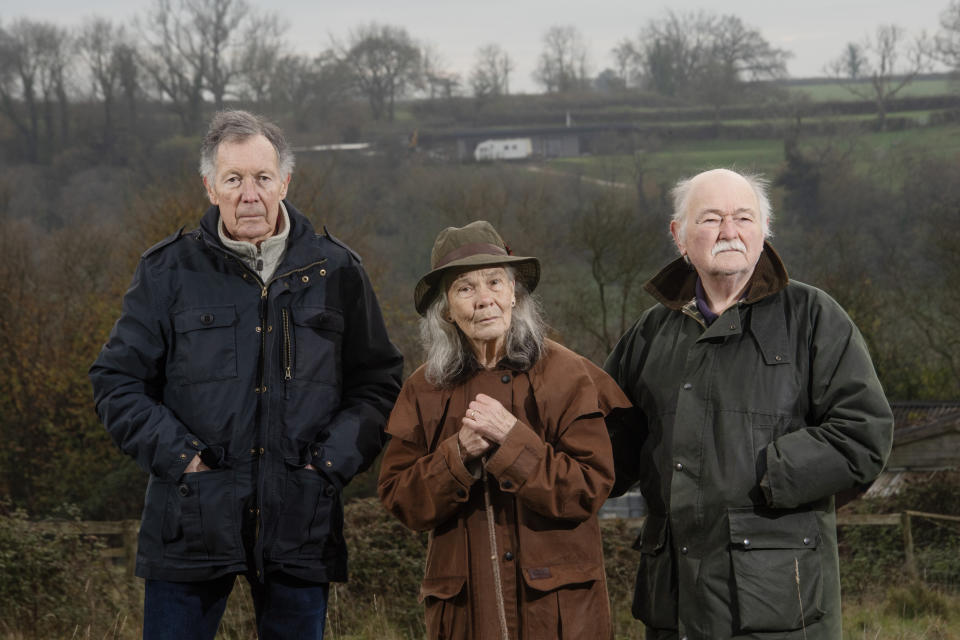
[787,77,957,101]
[545,121,960,186]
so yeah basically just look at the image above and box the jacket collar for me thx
[644,241,789,311]
[198,200,320,267]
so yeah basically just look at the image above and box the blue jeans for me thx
[143,572,329,640]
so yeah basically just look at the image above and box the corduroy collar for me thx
[644,241,790,311]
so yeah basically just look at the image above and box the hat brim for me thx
[414,254,541,316]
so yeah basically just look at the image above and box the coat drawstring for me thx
[482,463,510,640]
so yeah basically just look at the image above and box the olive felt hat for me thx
[414,220,540,316]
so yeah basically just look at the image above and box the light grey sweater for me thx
[217,202,291,283]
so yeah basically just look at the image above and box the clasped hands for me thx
[458,393,517,462]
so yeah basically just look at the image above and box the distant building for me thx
[474,138,533,162]
[863,401,960,499]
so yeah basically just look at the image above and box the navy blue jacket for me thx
[90,202,403,583]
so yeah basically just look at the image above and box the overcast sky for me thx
[12,0,952,92]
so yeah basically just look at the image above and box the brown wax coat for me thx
[378,340,630,640]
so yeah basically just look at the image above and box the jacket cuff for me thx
[439,435,481,490]
[484,420,544,492]
[308,445,344,489]
[170,434,206,480]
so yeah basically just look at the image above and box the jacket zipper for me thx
[281,308,293,381]
[201,235,328,576]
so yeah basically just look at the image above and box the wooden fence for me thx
[839,510,960,581]
[30,519,140,578]
[26,510,960,583]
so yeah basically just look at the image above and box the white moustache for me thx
[712,239,747,256]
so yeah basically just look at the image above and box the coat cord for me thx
[482,464,510,640]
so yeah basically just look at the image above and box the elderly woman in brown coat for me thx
[378,220,630,640]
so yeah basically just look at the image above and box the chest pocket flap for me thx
[293,306,345,332]
[174,305,237,332]
[289,306,344,384]
[747,300,792,366]
[171,305,238,384]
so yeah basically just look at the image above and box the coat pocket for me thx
[160,469,242,561]
[171,306,238,384]
[520,563,608,640]
[420,577,466,640]
[728,507,825,632]
[290,306,343,384]
[270,465,340,560]
[631,513,678,629]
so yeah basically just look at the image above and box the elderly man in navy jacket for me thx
[90,110,403,640]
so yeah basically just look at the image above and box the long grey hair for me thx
[420,266,547,388]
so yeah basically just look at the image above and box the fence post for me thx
[123,520,138,579]
[901,511,919,580]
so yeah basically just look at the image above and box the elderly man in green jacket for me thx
[604,168,894,640]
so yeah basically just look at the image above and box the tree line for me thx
[5,0,960,164]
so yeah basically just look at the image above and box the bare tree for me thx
[610,39,641,88]
[235,11,287,106]
[270,52,352,132]
[77,18,129,151]
[338,23,422,122]
[697,14,790,118]
[470,43,514,98]
[533,25,591,93]
[935,0,960,74]
[0,18,72,161]
[421,44,460,99]
[828,25,929,131]
[618,11,788,109]
[138,0,258,132]
[190,0,250,109]
[114,42,142,132]
[836,42,868,79]
[138,0,206,133]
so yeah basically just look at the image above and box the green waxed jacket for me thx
[604,244,893,640]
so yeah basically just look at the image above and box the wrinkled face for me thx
[204,134,290,246]
[671,170,766,280]
[446,267,516,352]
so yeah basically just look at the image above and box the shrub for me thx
[0,504,129,639]
[884,582,950,619]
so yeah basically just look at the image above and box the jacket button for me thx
[803,537,811,545]
[200,313,214,325]
[743,538,751,547]
[682,383,692,390]
[500,374,511,383]
[681,546,689,555]
[177,484,190,497]
[301,275,310,283]
[729,324,736,330]
[456,489,467,498]
[674,462,683,472]
[324,485,335,497]
[325,460,333,467]
[502,479,513,489]
[503,551,514,561]
[775,355,782,361]
[319,269,327,277]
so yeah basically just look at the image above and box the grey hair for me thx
[670,169,773,245]
[419,266,547,388]
[199,110,295,182]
